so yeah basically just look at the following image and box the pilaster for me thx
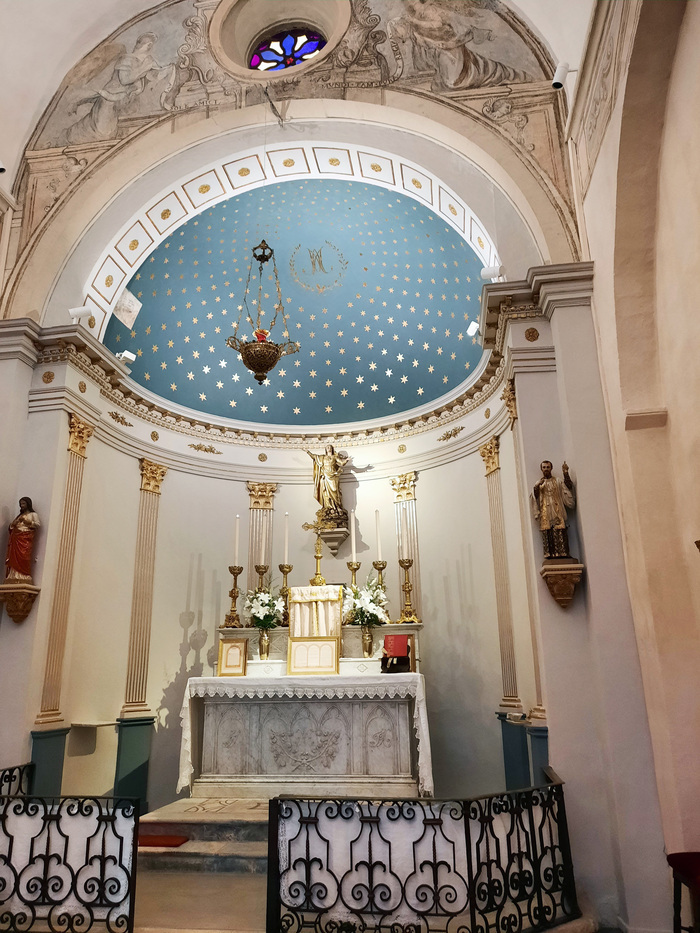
[246,482,277,591]
[35,414,94,725]
[478,436,522,711]
[391,472,421,617]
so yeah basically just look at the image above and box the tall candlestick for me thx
[350,510,356,562]
[234,514,240,565]
[260,521,267,565]
[284,512,289,564]
[401,504,408,559]
[375,509,382,561]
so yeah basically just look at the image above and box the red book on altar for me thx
[383,634,409,657]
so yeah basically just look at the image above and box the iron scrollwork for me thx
[0,795,139,932]
[268,778,579,933]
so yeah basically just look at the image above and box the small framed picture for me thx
[288,637,340,675]
[217,638,248,676]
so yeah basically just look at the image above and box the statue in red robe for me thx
[5,497,40,583]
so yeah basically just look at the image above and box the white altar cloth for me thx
[177,673,434,796]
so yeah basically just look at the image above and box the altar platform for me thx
[178,672,433,799]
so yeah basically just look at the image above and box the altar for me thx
[177,672,433,798]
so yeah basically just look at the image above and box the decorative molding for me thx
[391,472,417,502]
[42,371,55,384]
[108,411,133,427]
[525,327,540,342]
[67,414,94,458]
[437,426,465,443]
[501,379,517,430]
[150,431,159,442]
[247,482,277,509]
[78,381,87,393]
[479,436,500,476]
[139,459,168,495]
[624,409,668,431]
[569,0,642,194]
[188,443,223,455]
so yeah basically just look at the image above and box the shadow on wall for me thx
[148,553,221,811]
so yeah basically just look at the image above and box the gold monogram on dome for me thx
[102,178,487,431]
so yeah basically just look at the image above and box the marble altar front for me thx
[178,673,433,798]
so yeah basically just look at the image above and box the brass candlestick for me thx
[255,564,269,592]
[397,557,421,624]
[347,561,361,586]
[302,519,326,585]
[372,560,387,589]
[224,565,243,627]
[279,563,292,626]
[310,534,325,585]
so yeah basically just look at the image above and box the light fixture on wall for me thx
[68,305,93,323]
[226,240,299,384]
[480,264,504,280]
[116,350,136,363]
[466,321,479,337]
[552,62,578,90]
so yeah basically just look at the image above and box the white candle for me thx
[350,510,356,562]
[260,521,267,565]
[401,505,408,559]
[234,514,240,565]
[375,509,382,561]
[284,512,289,564]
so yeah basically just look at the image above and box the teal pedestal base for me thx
[114,716,155,813]
[496,714,549,789]
[31,727,70,797]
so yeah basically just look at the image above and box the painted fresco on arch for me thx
[33,0,227,150]
[31,0,547,151]
[366,0,546,90]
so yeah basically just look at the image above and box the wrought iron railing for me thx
[267,769,579,933]
[0,795,139,932]
[0,762,34,797]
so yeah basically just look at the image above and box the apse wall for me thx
[38,418,529,808]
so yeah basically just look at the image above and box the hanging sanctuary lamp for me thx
[226,240,299,383]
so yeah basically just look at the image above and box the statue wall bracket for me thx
[540,559,584,609]
[0,583,41,623]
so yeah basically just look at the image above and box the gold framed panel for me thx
[218,637,248,676]
[287,636,340,676]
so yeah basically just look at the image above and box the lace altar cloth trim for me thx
[177,674,434,796]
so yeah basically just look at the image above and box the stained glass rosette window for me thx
[249,29,326,71]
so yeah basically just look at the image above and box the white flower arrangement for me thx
[343,576,389,628]
[244,589,284,629]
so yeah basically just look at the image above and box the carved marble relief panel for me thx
[200,695,415,780]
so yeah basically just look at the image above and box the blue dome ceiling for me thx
[103,178,485,426]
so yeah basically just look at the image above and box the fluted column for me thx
[246,482,277,591]
[35,414,94,724]
[391,471,421,615]
[501,379,546,719]
[479,436,522,711]
[120,459,167,717]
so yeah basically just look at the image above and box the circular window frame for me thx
[209,0,351,83]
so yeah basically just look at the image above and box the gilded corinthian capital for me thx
[68,414,95,458]
[247,481,277,509]
[501,379,517,430]
[479,436,500,475]
[140,459,168,494]
[391,471,417,502]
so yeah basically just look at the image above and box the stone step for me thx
[137,839,268,873]
[139,817,267,843]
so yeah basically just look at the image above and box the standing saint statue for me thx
[306,445,350,528]
[5,498,41,583]
[532,461,575,559]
